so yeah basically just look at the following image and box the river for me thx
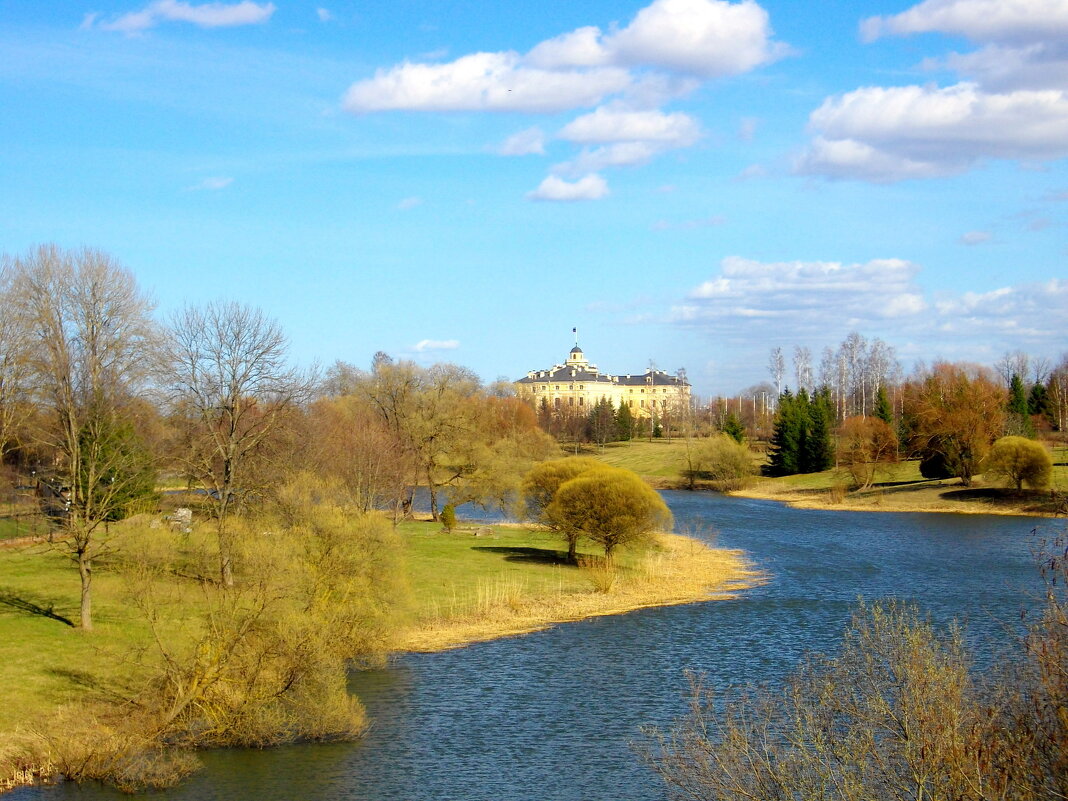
[12,493,1060,800]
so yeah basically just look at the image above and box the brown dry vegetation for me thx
[397,530,761,653]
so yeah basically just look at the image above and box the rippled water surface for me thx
[15,493,1058,801]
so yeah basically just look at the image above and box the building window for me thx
[554,398,561,409]
[569,397,574,406]
[640,400,645,408]
[628,400,634,407]
[579,397,584,406]
[555,385,560,390]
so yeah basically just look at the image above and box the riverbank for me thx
[0,520,758,793]
[588,439,1067,518]
[728,475,1066,517]
[396,528,761,652]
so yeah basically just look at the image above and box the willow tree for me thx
[163,301,312,586]
[547,467,672,563]
[9,244,157,630]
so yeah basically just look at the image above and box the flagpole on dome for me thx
[573,327,578,348]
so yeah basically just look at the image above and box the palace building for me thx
[515,342,690,417]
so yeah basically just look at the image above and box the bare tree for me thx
[0,260,33,463]
[841,332,868,417]
[995,350,1031,387]
[768,347,785,399]
[163,301,312,586]
[792,346,813,395]
[355,357,483,521]
[9,244,156,629]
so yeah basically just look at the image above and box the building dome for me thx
[570,346,583,354]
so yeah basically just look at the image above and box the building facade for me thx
[515,345,690,418]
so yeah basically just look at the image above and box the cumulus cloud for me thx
[527,173,609,201]
[498,127,546,155]
[316,8,332,22]
[605,0,788,77]
[549,106,702,176]
[96,0,275,33]
[667,257,1068,354]
[343,0,785,114]
[413,339,460,352]
[861,0,1068,45]
[343,53,631,113]
[397,196,423,210]
[559,107,701,145]
[800,0,1068,181]
[797,84,1068,181]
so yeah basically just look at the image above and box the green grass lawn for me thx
[0,518,634,737]
[587,439,691,478]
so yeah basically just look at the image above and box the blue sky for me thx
[2,0,1066,395]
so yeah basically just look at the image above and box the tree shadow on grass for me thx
[471,546,571,566]
[0,587,75,626]
[939,487,1063,514]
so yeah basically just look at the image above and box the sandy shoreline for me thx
[396,531,763,653]
[729,484,1063,518]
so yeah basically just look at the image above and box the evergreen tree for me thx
[874,385,893,426]
[1028,382,1049,418]
[722,412,746,443]
[587,397,616,446]
[615,402,634,441]
[766,390,802,476]
[1007,373,1035,437]
[802,388,835,472]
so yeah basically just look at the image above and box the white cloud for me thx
[797,84,1068,181]
[667,257,1068,355]
[316,8,332,23]
[499,127,546,155]
[525,0,786,77]
[527,173,609,201]
[413,339,460,352]
[801,0,1068,181]
[861,0,1068,45]
[397,196,423,210]
[559,107,701,144]
[960,230,992,245]
[188,176,233,190]
[606,0,788,77]
[97,0,275,33]
[937,44,1068,92]
[550,107,701,176]
[343,0,784,115]
[525,26,608,69]
[343,52,631,113]
[553,142,661,175]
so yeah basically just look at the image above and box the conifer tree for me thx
[1007,373,1035,437]
[874,385,893,426]
[803,388,835,472]
[615,402,634,441]
[766,390,802,476]
[722,411,746,443]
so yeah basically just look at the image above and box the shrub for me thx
[984,436,1053,491]
[440,503,457,533]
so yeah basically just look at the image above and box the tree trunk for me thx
[218,518,234,588]
[427,467,439,521]
[78,551,93,631]
[567,535,578,564]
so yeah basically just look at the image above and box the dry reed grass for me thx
[398,533,762,653]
